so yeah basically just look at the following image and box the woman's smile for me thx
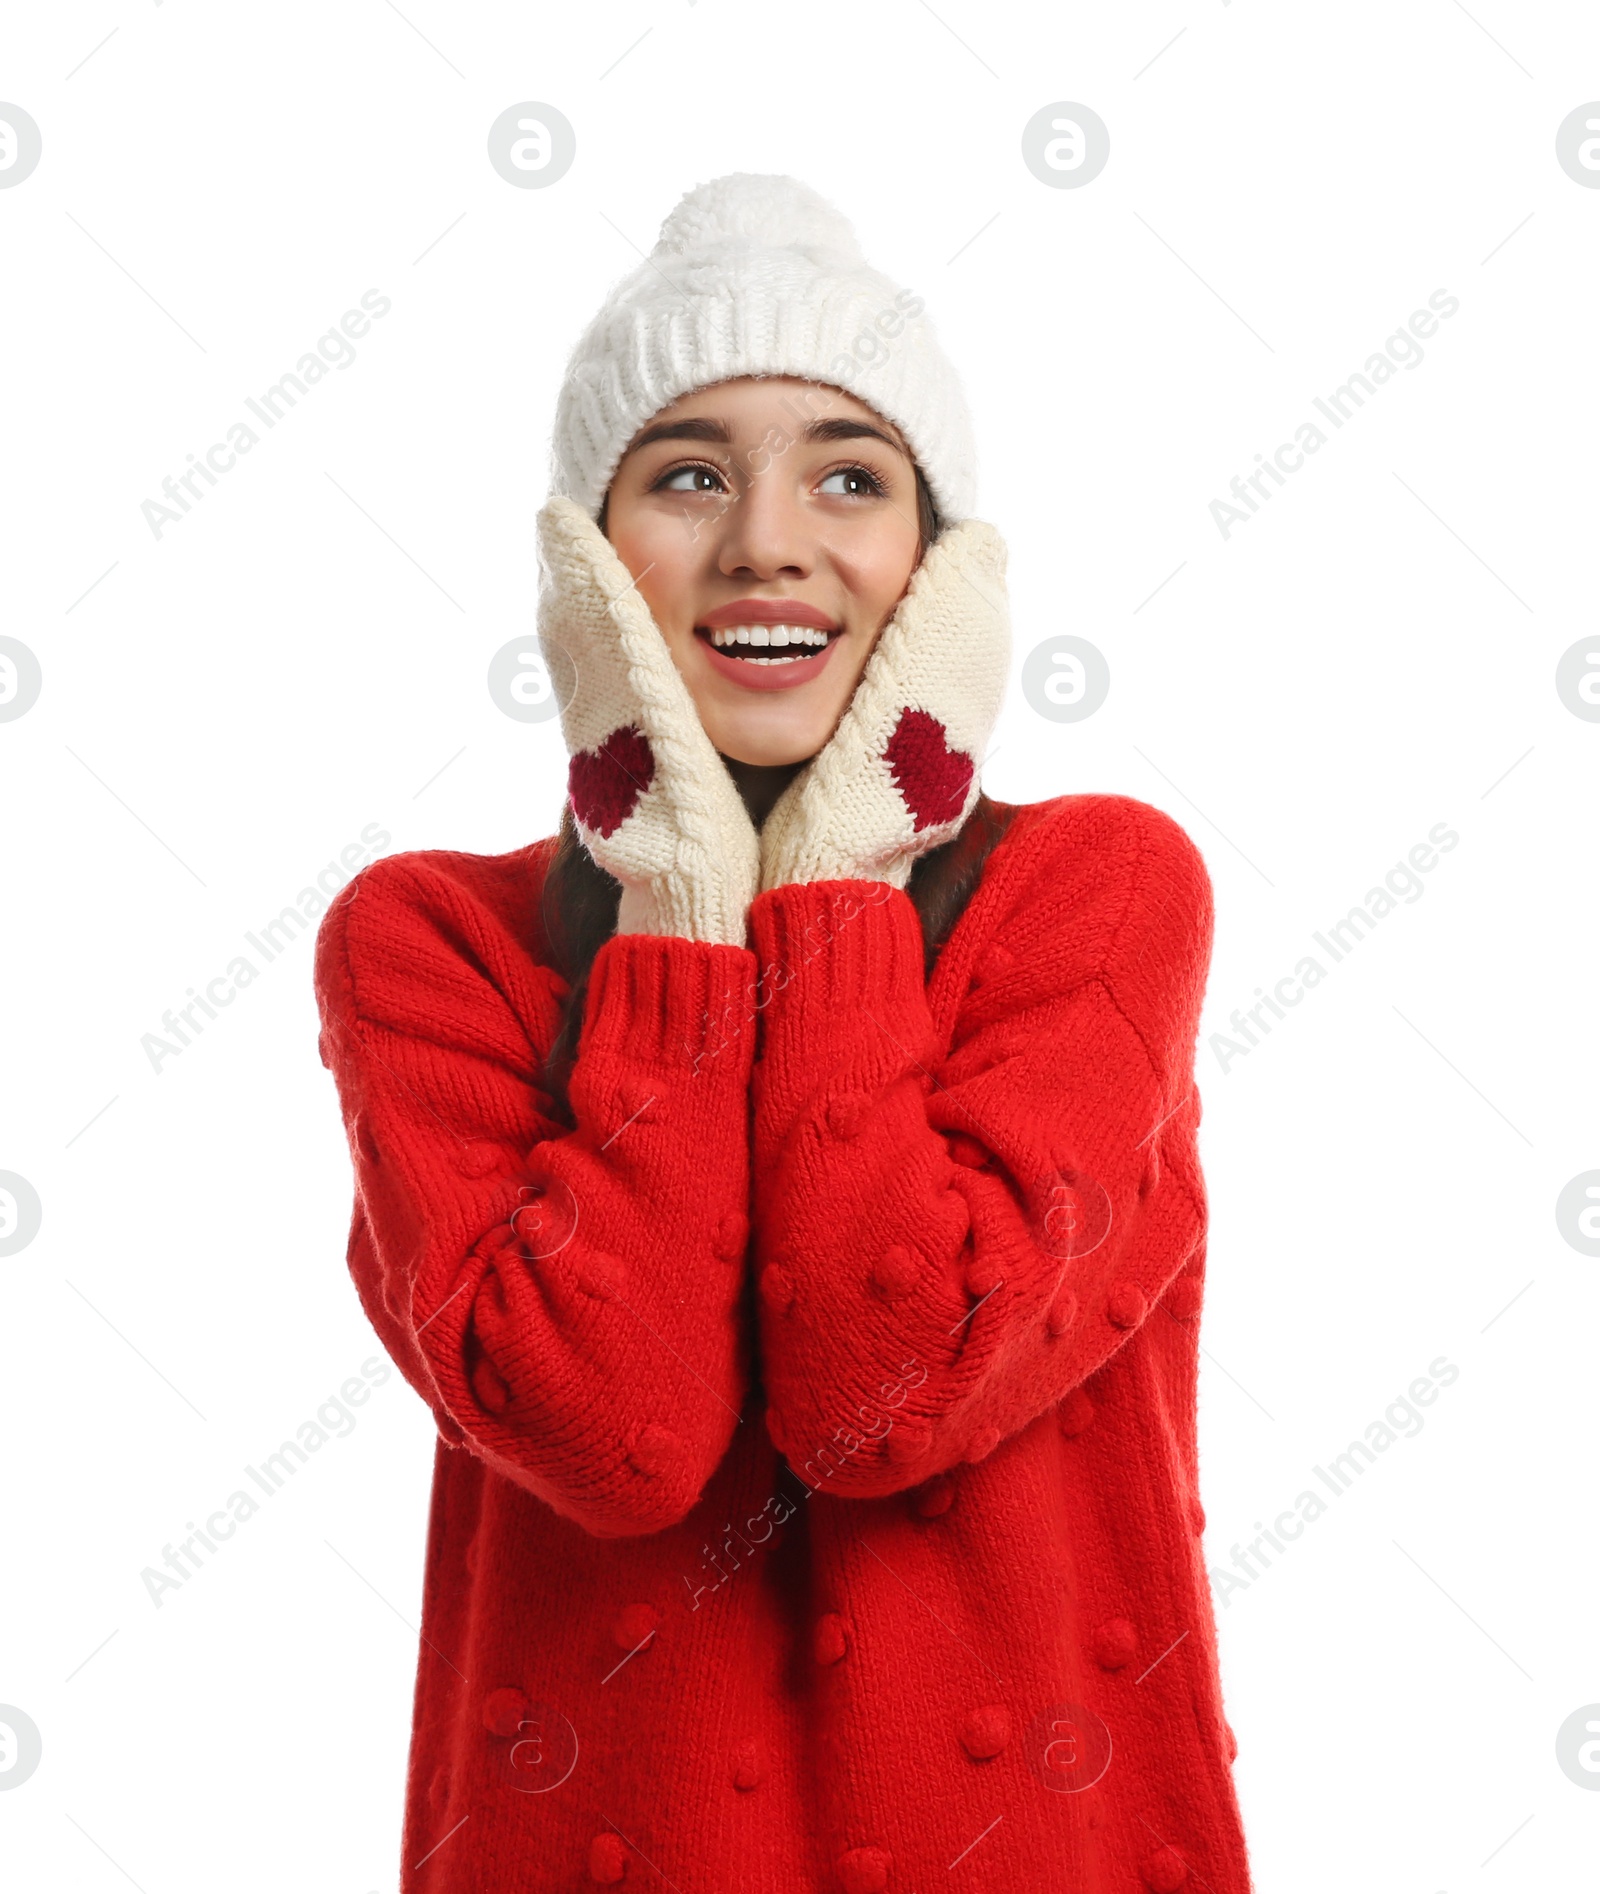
[315,170,1255,1894]
[693,596,845,691]
[599,376,926,764]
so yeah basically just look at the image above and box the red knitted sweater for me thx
[312,791,1253,1894]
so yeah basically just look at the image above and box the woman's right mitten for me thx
[536,497,760,946]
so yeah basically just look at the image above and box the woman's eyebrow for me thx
[623,413,908,455]
[626,417,732,450]
[803,417,908,453]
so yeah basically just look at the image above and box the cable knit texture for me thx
[758,518,1010,891]
[312,792,1254,1893]
[536,495,760,943]
[548,173,979,524]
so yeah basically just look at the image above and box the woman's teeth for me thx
[705,624,833,665]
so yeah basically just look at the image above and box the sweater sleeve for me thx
[313,851,758,1539]
[746,798,1212,1499]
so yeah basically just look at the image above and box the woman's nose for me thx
[713,478,814,581]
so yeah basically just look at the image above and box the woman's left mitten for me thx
[758,519,1011,892]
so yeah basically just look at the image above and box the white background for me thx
[3,3,1597,1890]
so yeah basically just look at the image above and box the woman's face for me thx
[602,377,925,767]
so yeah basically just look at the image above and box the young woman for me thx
[315,175,1254,1894]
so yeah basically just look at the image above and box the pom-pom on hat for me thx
[548,173,978,524]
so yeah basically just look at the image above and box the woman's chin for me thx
[716,741,817,770]
[703,716,834,770]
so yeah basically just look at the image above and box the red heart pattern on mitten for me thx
[568,725,656,838]
[884,707,975,832]
[536,498,760,943]
[758,518,1010,892]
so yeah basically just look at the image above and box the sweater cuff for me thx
[581,933,758,1078]
[748,880,927,1039]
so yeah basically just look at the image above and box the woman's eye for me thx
[817,466,885,498]
[656,464,726,493]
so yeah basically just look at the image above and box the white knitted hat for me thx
[548,173,977,524]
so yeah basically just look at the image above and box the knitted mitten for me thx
[536,497,760,945]
[758,520,1011,892]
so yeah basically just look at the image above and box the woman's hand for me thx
[536,496,760,945]
[757,520,1011,892]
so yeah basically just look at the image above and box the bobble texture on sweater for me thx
[313,792,1254,1892]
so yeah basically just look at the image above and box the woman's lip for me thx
[698,598,838,631]
[695,628,840,691]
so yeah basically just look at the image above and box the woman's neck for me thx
[719,755,808,829]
